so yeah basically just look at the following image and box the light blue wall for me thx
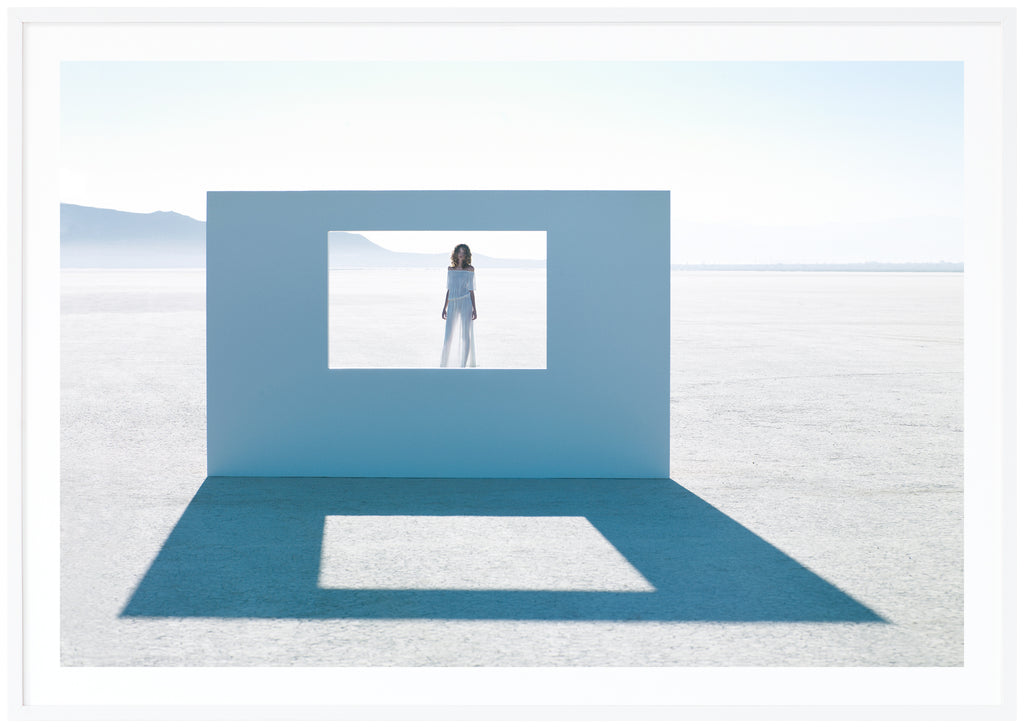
[207,191,669,477]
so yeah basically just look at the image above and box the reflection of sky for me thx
[61,61,963,262]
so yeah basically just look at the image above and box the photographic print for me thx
[13,8,1010,718]
[58,57,965,669]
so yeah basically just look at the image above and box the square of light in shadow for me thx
[318,516,655,591]
[328,231,546,369]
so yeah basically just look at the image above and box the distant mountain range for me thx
[61,204,206,268]
[59,203,543,269]
[326,231,543,269]
[61,203,206,242]
[60,203,963,271]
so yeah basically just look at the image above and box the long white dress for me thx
[440,268,476,368]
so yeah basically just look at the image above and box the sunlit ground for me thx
[60,269,962,666]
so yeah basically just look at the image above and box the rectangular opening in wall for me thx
[328,230,547,369]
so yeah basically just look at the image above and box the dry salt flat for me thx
[60,269,962,667]
[328,267,547,369]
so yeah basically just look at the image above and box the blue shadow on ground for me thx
[121,477,884,622]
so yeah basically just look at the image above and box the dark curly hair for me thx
[450,243,472,268]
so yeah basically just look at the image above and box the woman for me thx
[440,243,477,367]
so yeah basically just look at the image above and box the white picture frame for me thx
[6,4,1015,721]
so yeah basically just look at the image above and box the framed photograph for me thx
[7,3,1015,721]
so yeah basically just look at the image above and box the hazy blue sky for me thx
[61,61,963,263]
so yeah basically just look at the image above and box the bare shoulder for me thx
[466,264,475,271]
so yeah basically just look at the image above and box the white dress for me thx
[440,268,476,367]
